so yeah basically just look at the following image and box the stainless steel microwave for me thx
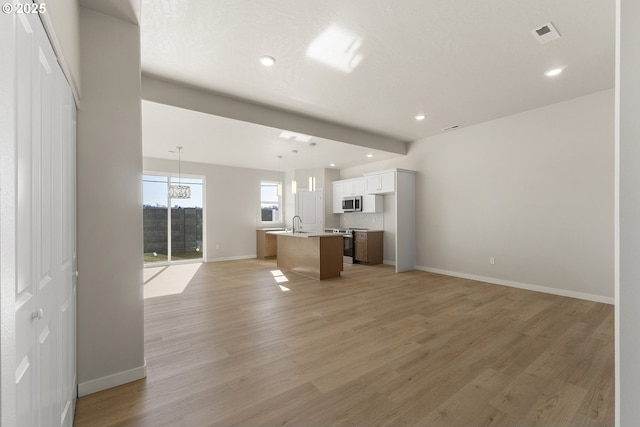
[342,196,362,212]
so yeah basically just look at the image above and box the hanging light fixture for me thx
[276,155,283,197]
[168,146,191,199]
[291,149,298,194]
[308,142,317,192]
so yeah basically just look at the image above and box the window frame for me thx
[260,180,282,224]
[143,172,206,266]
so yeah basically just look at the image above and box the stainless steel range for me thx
[325,228,368,263]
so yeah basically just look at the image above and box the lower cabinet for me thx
[256,230,281,259]
[354,231,383,265]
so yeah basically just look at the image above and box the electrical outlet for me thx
[489,257,495,265]
[216,243,220,249]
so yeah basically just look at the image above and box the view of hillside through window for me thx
[143,174,204,264]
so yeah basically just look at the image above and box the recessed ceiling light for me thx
[544,68,563,77]
[366,154,373,158]
[415,114,426,121]
[259,55,276,66]
[329,163,336,167]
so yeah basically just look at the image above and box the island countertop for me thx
[275,232,343,279]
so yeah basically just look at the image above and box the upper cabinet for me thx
[365,171,395,194]
[332,178,365,213]
[343,178,365,197]
[362,195,383,213]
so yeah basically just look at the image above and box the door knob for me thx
[31,309,43,321]
[74,271,79,278]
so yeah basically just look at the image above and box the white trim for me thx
[415,265,614,305]
[206,255,257,263]
[78,360,147,397]
[614,1,621,425]
[383,259,396,266]
[0,8,17,425]
[36,0,81,103]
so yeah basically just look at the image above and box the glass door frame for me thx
[143,171,206,267]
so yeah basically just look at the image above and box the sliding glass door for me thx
[143,174,204,264]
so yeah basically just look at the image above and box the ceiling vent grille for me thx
[531,22,561,44]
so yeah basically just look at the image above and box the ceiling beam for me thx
[79,0,140,25]
[141,73,408,155]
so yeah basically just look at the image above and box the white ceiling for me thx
[140,0,614,170]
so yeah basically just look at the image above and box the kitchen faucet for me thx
[292,215,302,233]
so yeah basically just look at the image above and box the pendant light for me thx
[308,142,317,192]
[291,149,298,194]
[168,146,191,199]
[276,155,283,197]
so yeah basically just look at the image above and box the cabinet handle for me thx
[31,309,43,321]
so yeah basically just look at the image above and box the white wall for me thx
[617,0,640,423]
[144,158,285,260]
[324,168,341,229]
[342,89,614,302]
[77,7,145,395]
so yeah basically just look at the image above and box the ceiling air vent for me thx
[531,22,561,44]
[441,125,459,131]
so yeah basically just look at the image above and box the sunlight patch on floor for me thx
[271,270,290,290]
[144,263,202,299]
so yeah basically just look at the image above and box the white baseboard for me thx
[414,265,614,305]
[78,360,147,397]
[383,259,396,266]
[206,254,257,262]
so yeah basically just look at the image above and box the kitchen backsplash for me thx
[340,212,384,230]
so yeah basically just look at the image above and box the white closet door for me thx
[14,10,77,427]
[15,12,39,427]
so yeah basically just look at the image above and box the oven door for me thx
[343,234,354,263]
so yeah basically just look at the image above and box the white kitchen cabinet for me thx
[332,181,344,213]
[366,171,395,194]
[343,178,365,196]
[332,178,365,212]
[362,195,383,213]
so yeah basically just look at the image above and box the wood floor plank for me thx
[74,259,614,426]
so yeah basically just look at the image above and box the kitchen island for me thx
[270,231,343,280]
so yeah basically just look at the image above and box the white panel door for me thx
[58,82,77,427]
[296,190,323,232]
[14,9,77,427]
[15,13,38,427]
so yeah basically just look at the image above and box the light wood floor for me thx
[74,260,614,427]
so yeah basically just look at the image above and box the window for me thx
[261,181,281,222]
